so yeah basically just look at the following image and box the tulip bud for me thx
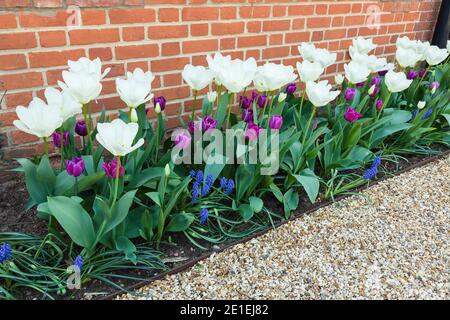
[430,81,439,94]
[368,84,376,96]
[130,108,138,123]
[154,102,161,114]
[278,92,287,103]
[376,99,383,110]
[207,91,217,103]
[417,101,426,109]
[164,164,170,177]
[334,74,344,85]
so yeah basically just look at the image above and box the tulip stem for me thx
[128,108,132,122]
[266,92,276,128]
[83,103,94,155]
[191,90,198,121]
[302,106,316,147]
[226,92,234,128]
[260,91,271,125]
[59,127,65,171]
[299,88,306,118]
[74,176,78,195]
[43,137,48,157]
[216,85,222,116]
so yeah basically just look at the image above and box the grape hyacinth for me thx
[191,181,200,204]
[0,243,12,264]
[224,179,235,195]
[200,208,209,224]
[74,255,83,272]
[201,174,214,197]
[363,156,382,180]
[219,177,228,189]
[189,170,196,179]
[422,108,433,120]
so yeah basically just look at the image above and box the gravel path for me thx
[119,155,450,300]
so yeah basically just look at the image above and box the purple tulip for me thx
[257,95,269,108]
[66,157,85,177]
[153,96,166,111]
[175,131,191,149]
[407,70,419,80]
[371,76,382,87]
[251,90,259,101]
[245,121,262,141]
[188,121,201,134]
[344,88,356,101]
[344,107,362,123]
[356,81,365,88]
[201,116,218,132]
[430,81,440,93]
[239,95,252,109]
[269,115,283,129]
[285,83,297,95]
[369,85,379,97]
[419,68,428,78]
[75,120,88,136]
[102,158,124,179]
[52,131,69,148]
[376,99,383,110]
[241,108,253,123]
[378,70,388,76]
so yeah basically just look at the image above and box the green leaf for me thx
[164,177,191,216]
[283,189,299,219]
[292,168,320,203]
[116,236,137,264]
[47,196,95,248]
[166,213,195,232]
[127,167,163,189]
[370,123,413,147]
[16,158,47,205]
[36,156,56,193]
[238,204,254,221]
[146,191,161,207]
[103,190,137,236]
[269,183,283,203]
[54,171,75,195]
[63,172,104,196]
[215,92,229,128]
[249,196,264,213]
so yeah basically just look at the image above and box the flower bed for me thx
[1,37,450,300]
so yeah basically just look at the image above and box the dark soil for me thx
[0,147,448,300]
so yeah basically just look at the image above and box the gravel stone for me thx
[118,156,450,300]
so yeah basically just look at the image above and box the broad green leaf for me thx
[238,204,254,221]
[292,168,319,203]
[145,191,161,207]
[103,190,137,236]
[249,196,264,213]
[127,167,163,189]
[47,196,95,248]
[166,213,195,232]
[283,189,299,219]
[116,236,137,264]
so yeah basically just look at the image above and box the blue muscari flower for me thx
[201,174,214,197]
[219,177,228,189]
[0,243,12,264]
[200,208,208,224]
[195,170,203,183]
[192,181,200,204]
[189,170,196,179]
[74,255,83,271]
[224,179,235,195]
[363,156,382,181]
[411,109,418,119]
[422,108,432,120]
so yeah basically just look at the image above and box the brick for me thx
[182,39,218,54]
[220,38,235,50]
[0,72,43,91]
[153,86,190,101]
[69,28,119,45]
[148,25,188,39]
[285,31,310,43]
[315,4,328,15]
[263,20,290,32]
[273,6,286,17]
[145,0,186,4]
[115,44,159,60]
[109,8,156,24]
[89,47,113,61]
[159,8,179,22]
[0,54,27,71]
[307,17,331,28]
[163,73,182,87]
[161,42,180,56]
[66,0,121,6]
[81,9,106,25]
[0,32,36,50]
[0,14,17,29]
[0,110,17,126]
[0,0,30,7]
[191,24,209,36]
[263,46,290,59]
[325,29,346,40]
[123,27,145,41]
[211,22,244,35]
[19,11,70,27]
[151,57,189,72]
[182,7,219,21]
[329,3,351,14]
[32,0,62,6]
[220,7,236,19]
[11,130,39,145]
[5,92,33,109]
[39,30,66,47]
[237,35,266,48]
[247,21,262,33]
[46,69,64,85]
[288,5,315,16]
[29,49,85,68]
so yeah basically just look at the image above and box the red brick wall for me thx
[0,0,442,159]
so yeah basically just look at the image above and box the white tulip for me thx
[206,52,232,85]
[415,41,430,61]
[396,36,414,50]
[334,74,344,85]
[425,45,449,66]
[182,64,214,91]
[58,71,103,105]
[164,164,171,177]
[67,57,110,81]
[253,62,297,92]
[385,70,413,93]
[447,40,450,54]
[207,91,217,103]
[349,37,377,57]
[44,87,82,122]
[296,60,324,82]
[298,42,316,62]
[96,119,144,156]
[305,80,340,107]
[154,102,161,114]
[278,92,287,103]
[396,47,422,68]
[351,53,386,72]
[313,48,337,68]
[217,58,257,93]
[344,61,371,84]
[13,98,63,139]
[116,68,154,108]
[417,101,426,110]
[130,108,138,123]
